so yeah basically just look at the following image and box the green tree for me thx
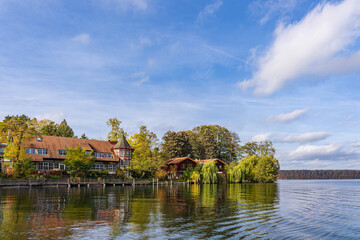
[161,131,192,159]
[64,146,95,177]
[201,128,217,159]
[129,125,162,178]
[193,125,240,163]
[239,141,275,159]
[106,118,126,141]
[253,156,280,183]
[80,133,88,139]
[56,120,74,137]
[13,153,35,178]
[40,121,58,136]
[186,130,205,159]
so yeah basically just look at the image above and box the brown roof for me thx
[197,158,227,165]
[25,135,119,162]
[166,157,198,165]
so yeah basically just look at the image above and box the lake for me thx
[0,180,359,239]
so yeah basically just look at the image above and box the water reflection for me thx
[0,183,279,239]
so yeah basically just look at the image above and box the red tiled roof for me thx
[166,157,198,165]
[24,135,119,162]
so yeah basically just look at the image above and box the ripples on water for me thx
[0,180,359,239]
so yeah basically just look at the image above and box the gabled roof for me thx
[166,157,198,165]
[197,158,227,165]
[25,135,119,162]
[113,135,132,149]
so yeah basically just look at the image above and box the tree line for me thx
[278,170,360,179]
[0,115,279,182]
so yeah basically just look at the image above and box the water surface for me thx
[0,180,359,239]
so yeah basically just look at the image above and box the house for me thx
[0,135,134,174]
[196,159,227,173]
[163,157,228,178]
[164,157,198,177]
[0,143,6,173]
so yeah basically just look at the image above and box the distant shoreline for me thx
[278,169,360,180]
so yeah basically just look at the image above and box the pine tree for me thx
[56,120,74,137]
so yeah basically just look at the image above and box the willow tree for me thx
[226,162,245,183]
[253,156,280,183]
[201,161,218,184]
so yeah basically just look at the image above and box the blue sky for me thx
[1,0,360,169]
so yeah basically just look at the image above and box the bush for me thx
[13,156,36,178]
[115,168,126,178]
[154,169,167,181]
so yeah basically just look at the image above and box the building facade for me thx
[0,135,134,174]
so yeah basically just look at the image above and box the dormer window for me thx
[36,137,42,142]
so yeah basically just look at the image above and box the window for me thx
[58,150,66,156]
[103,153,113,158]
[94,152,113,158]
[108,165,114,171]
[120,149,124,156]
[37,149,48,155]
[91,163,106,171]
[26,148,36,154]
[0,148,4,154]
[85,150,92,154]
[36,137,42,142]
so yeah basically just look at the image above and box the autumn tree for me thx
[129,126,162,178]
[0,115,39,163]
[106,117,126,141]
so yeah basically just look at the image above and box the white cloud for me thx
[268,108,307,123]
[251,131,330,144]
[198,1,223,20]
[72,33,91,44]
[286,143,360,161]
[279,132,330,143]
[288,144,341,160]
[352,141,360,147]
[251,132,273,142]
[36,112,66,123]
[239,0,360,95]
